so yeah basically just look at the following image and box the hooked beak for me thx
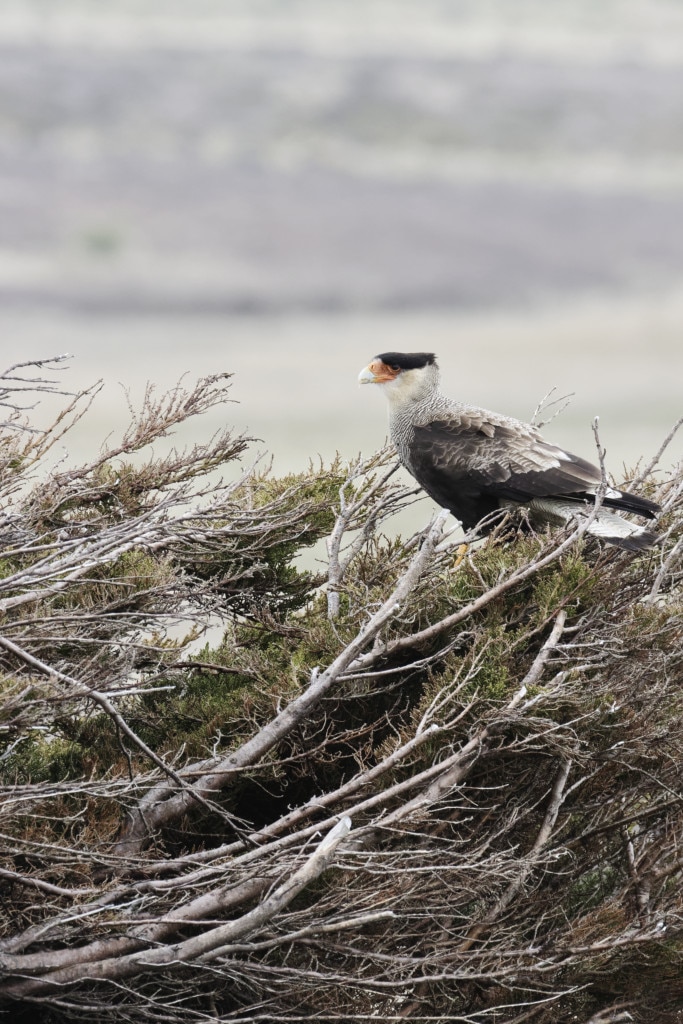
[358,365,378,385]
[358,360,398,385]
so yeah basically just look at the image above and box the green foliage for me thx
[567,862,621,917]
[5,734,87,784]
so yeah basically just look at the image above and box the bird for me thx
[358,351,660,551]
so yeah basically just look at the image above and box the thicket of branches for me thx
[0,357,682,1024]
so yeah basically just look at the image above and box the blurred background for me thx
[1,0,683,483]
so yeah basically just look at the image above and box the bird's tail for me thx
[595,489,660,520]
[528,497,660,551]
[584,509,658,550]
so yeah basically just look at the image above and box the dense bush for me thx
[0,357,682,1023]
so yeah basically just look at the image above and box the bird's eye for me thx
[391,364,401,372]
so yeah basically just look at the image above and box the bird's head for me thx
[358,352,439,404]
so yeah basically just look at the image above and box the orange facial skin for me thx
[366,359,400,383]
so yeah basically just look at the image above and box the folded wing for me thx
[410,412,657,530]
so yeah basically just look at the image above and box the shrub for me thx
[1,357,682,1023]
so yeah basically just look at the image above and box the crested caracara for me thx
[359,351,659,551]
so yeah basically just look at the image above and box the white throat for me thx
[379,364,440,410]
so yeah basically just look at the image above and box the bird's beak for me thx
[358,365,378,385]
[358,360,397,385]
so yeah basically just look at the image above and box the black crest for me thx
[375,352,437,370]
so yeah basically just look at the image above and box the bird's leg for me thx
[454,542,468,568]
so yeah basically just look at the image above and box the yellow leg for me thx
[454,542,468,568]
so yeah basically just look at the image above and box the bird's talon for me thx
[454,542,468,568]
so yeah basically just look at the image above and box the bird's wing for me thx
[410,411,601,505]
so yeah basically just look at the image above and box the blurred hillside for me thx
[0,0,681,473]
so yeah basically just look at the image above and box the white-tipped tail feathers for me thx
[525,498,658,551]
